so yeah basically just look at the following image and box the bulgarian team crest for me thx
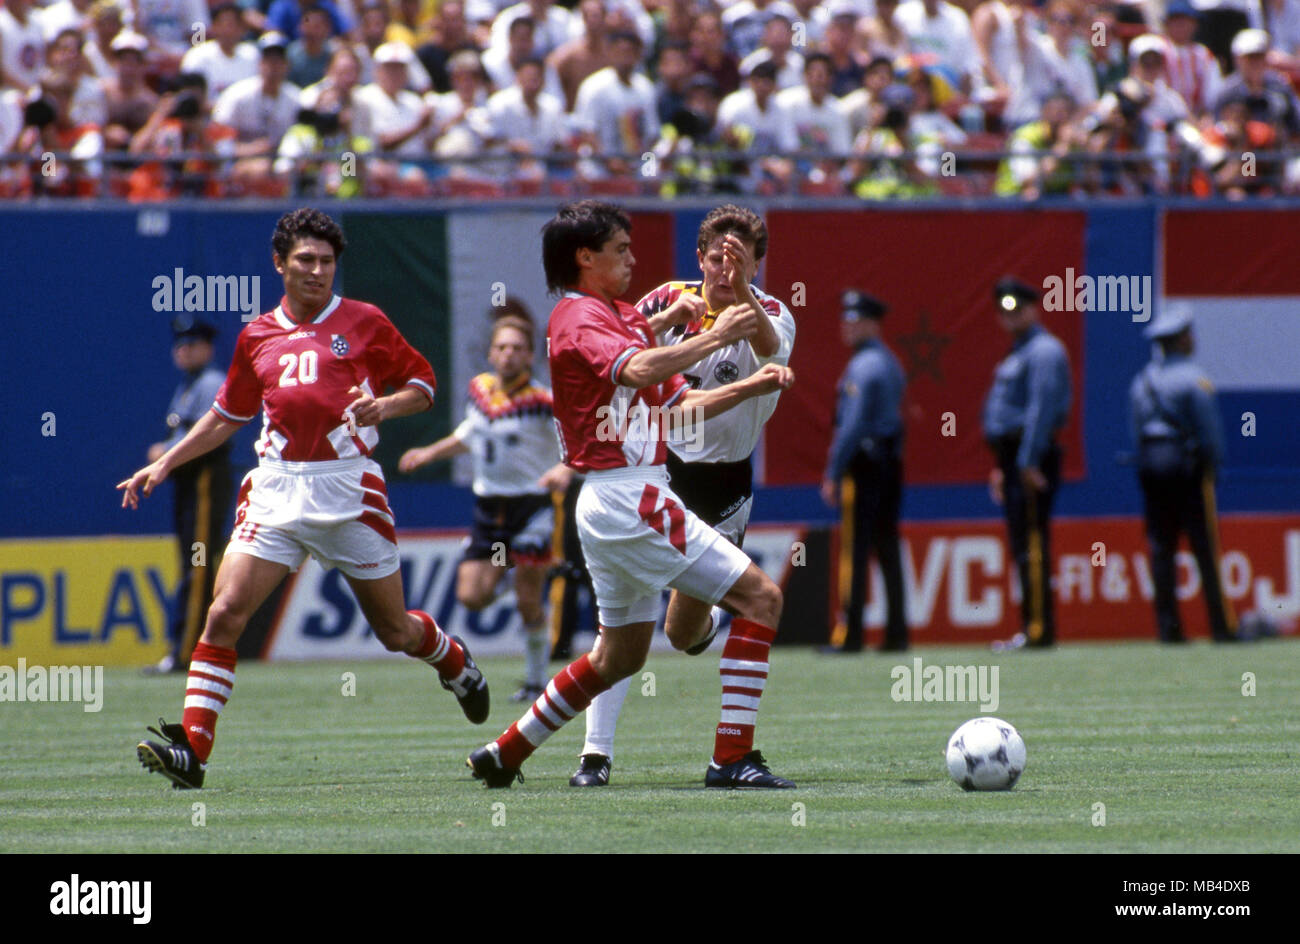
[331,334,349,356]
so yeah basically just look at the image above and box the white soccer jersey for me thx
[453,373,560,497]
[636,280,796,464]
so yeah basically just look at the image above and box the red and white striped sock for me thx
[497,654,610,769]
[713,618,777,766]
[182,641,237,763]
[410,609,466,680]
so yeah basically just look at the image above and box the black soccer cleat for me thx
[705,750,795,790]
[569,753,611,787]
[685,613,719,656]
[136,718,205,790]
[467,743,523,789]
[440,635,490,724]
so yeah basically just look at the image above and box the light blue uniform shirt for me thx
[1128,352,1224,471]
[981,324,1072,469]
[825,338,906,482]
[163,366,226,451]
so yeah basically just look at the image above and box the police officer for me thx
[820,290,908,653]
[983,277,1072,649]
[1129,306,1238,643]
[143,316,234,674]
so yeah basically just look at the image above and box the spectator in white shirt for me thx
[1,0,46,92]
[1263,0,1300,67]
[721,0,800,61]
[490,0,572,60]
[38,0,94,43]
[213,32,303,186]
[181,3,260,105]
[1005,0,1098,127]
[82,0,124,80]
[737,12,805,91]
[571,29,657,176]
[841,54,897,139]
[718,57,796,191]
[777,51,852,156]
[356,40,435,159]
[1159,0,1222,117]
[46,25,106,127]
[482,55,567,179]
[134,0,211,61]
[893,0,980,95]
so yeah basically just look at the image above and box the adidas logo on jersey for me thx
[287,330,316,339]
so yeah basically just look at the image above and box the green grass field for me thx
[2,641,1297,853]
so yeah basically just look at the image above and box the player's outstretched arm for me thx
[678,363,794,422]
[117,410,241,509]
[398,434,469,473]
[620,303,759,389]
[645,292,708,336]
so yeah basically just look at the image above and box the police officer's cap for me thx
[994,277,1039,312]
[172,314,217,343]
[842,289,888,322]
[1144,304,1193,340]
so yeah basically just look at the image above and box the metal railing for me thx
[0,145,1292,200]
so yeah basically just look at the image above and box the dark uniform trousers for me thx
[548,476,591,660]
[837,440,907,650]
[993,436,1061,646]
[1137,444,1237,641]
[170,449,233,663]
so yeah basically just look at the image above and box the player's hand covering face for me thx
[698,234,757,311]
[275,236,337,319]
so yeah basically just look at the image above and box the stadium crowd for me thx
[3,0,1300,198]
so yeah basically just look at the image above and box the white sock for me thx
[523,617,548,688]
[582,674,632,761]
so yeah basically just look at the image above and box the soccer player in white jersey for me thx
[119,208,490,790]
[399,315,564,703]
[569,204,796,787]
[467,200,797,789]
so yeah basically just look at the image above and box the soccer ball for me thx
[945,717,1026,791]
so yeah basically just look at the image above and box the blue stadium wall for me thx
[2,201,1296,660]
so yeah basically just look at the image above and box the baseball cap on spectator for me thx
[374,41,416,66]
[110,31,150,54]
[1231,28,1270,57]
[739,48,773,78]
[258,32,290,54]
[826,0,859,20]
[1129,34,1166,59]
[1165,0,1198,19]
[878,83,914,110]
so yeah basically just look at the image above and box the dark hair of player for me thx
[272,208,347,262]
[540,200,632,294]
[491,315,536,351]
[696,204,768,262]
[491,294,535,324]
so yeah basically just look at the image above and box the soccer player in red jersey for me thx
[119,208,489,789]
[467,200,797,789]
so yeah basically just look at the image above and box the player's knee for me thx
[456,587,493,611]
[203,595,247,645]
[746,576,783,627]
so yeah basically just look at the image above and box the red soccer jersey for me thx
[213,294,436,462]
[547,290,688,471]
